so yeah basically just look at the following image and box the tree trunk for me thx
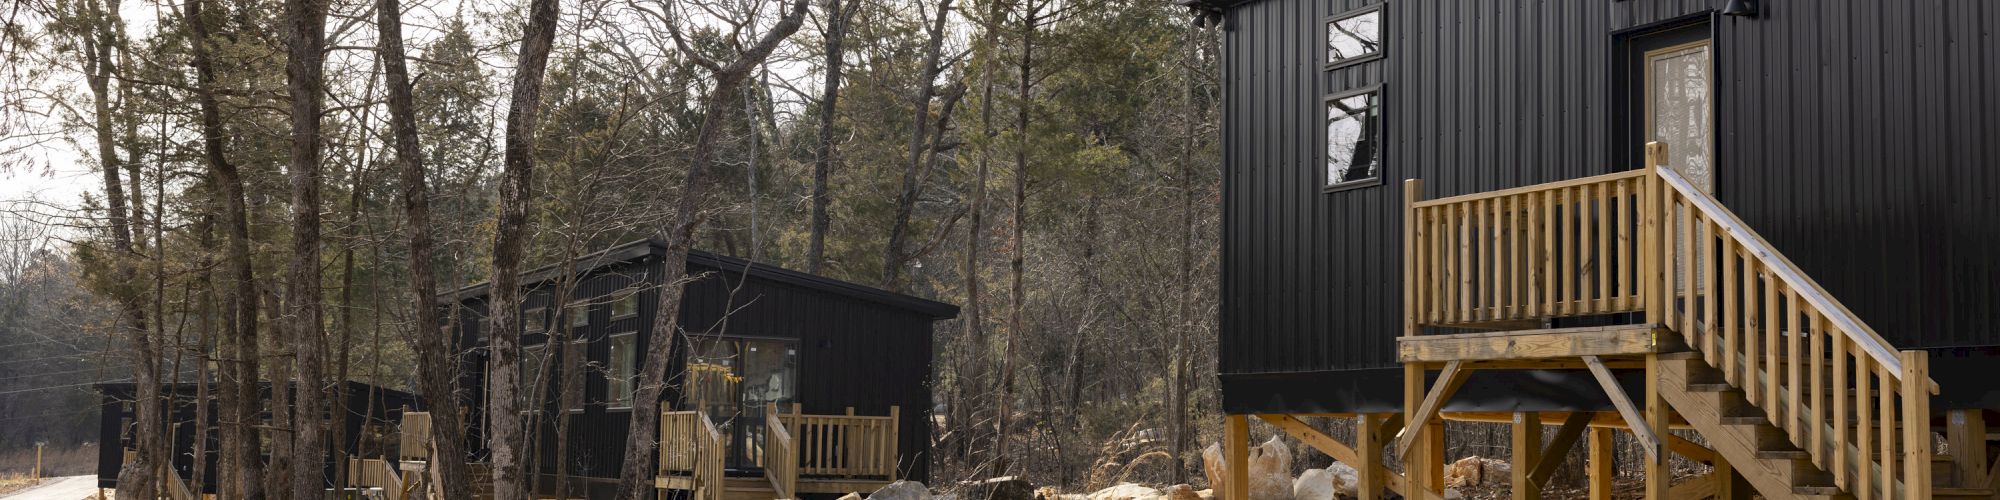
[282,0,331,494]
[83,0,158,496]
[185,0,265,493]
[378,0,475,496]
[881,0,954,292]
[957,0,1003,462]
[997,0,1039,475]
[489,0,562,495]
[613,4,808,498]
[805,0,857,274]
[1169,20,1202,485]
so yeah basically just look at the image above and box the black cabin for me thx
[442,240,956,498]
[1196,0,2000,498]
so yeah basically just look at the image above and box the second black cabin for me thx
[440,240,957,499]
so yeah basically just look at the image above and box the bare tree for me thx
[613,0,809,496]
[182,0,268,494]
[881,0,963,292]
[378,0,475,496]
[488,0,563,494]
[282,0,332,494]
[996,0,1046,474]
[805,0,859,274]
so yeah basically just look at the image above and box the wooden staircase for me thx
[1399,142,1982,499]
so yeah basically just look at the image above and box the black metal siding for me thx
[1219,0,2000,410]
[455,252,942,493]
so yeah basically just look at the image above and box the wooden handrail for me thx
[658,405,727,500]
[1403,141,1936,499]
[1654,165,1918,385]
[765,405,797,498]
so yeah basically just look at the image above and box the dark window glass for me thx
[1326,91,1382,187]
[1326,9,1382,66]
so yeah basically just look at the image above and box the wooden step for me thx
[1935,486,1999,499]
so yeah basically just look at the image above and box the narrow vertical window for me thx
[1325,88,1383,189]
[609,292,639,319]
[1325,5,1383,69]
[520,343,546,411]
[607,331,637,409]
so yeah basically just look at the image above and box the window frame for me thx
[519,343,548,414]
[1323,4,1386,71]
[563,299,591,332]
[523,306,548,335]
[604,330,639,411]
[1322,85,1387,193]
[608,292,640,321]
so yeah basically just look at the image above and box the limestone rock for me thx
[1248,436,1291,500]
[1443,456,1509,488]
[873,480,934,500]
[1086,483,1162,500]
[1323,462,1358,497]
[838,494,864,500]
[1291,468,1336,500]
[1199,436,1292,500]
[1161,484,1201,500]
[959,476,1035,500]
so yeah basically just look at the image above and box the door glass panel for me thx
[684,336,797,470]
[1646,42,1714,193]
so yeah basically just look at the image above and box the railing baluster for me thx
[1596,183,1611,313]
[1787,288,1803,445]
[1833,330,1851,490]
[1702,219,1717,364]
[1722,241,1738,386]
[1491,196,1503,321]
[1457,201,1470,323]
[1744,258,1761,407]
[1856,356,1873,500]
[1809,311,1825,468]
[1616,179,1631,310]
[1682,207,1697,349]
[1877,362,1893,498]
[1765,274,1781,424]
[1543,190,1556,318]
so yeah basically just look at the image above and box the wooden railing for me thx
[763,405,798,499]
[659,406,726,500]
[1405,169,1650,328]
[399,410,431,461]
[1643,143,1934,500]
[779,404,900,479]
[345,458,406,500]
[1403,142,1937,500]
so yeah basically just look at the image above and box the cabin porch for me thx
[655,403,902,500]
[1219,144,1993,500]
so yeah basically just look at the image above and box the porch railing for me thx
[779,404,901,479]
[660,406,727,500]
[398,410,431,461]
[763,405,798,498]
[1402,142,1938,500]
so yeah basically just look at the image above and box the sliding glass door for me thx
[686,336,798,471]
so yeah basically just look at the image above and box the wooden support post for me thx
[1713,450,1736,500]
[1357,414,1385,500]
[1226,415,1249,500]
[1588,426,1614,500]
[1402,363,1430,497]
[1396,360,1468,458]
[1644,354,1670,500]
[1901,351,1932,500]
[1949,409,1989,489]
[1511,412,1543,500]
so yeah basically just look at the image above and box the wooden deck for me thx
[1396,324,1664,363]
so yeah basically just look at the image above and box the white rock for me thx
[838,494,863,500]
[1292,468,1336,500]
[1087,483,1162,500]
[1248,436,1291,500]
[872,480,934,500]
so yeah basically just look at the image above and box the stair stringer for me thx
[1657,354,1847,500]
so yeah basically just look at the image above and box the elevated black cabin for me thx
[94,381,417,493]
[1201,0,2000,498]
[442,240,955,498]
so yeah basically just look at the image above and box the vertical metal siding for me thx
[1220,0,2000,380]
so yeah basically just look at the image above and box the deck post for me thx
[1900,351,1932,500]
[1949,409,1988,488]
[1642,142,1664,326]
[1713,450,1736,500]
[1356,414,1384,500]
[1400,364,1426,497]
[1587,425,1614,500]
[1225,414,1249,500]
[1510,412,1542,500]
[1643,354,1669,500]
